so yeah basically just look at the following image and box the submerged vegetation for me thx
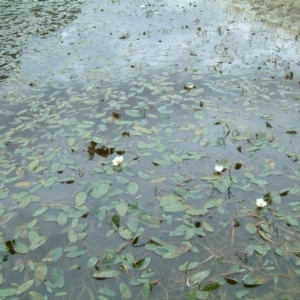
[1,0,300,299]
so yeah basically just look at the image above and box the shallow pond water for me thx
[1,0,300,299]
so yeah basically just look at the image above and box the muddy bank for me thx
[225,0,300,35]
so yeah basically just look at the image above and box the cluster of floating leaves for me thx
[1,0,300,299]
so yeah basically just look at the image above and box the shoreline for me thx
[224,0,300,37]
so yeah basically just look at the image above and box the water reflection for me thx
[0,0,83,83]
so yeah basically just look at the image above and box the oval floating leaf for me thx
[93,270,120,278]
[236,290,249,298]
[57,212,68,226]
[13,240,28,254]
[142,283,150,299]
[246,223,257,234]
[68,229,78,243]
[98,287,116,296]
[53,247,63,262]
[0,288,16,297]
[50,268,64,288]
[87,257,98,268]
[179,261,200,272]
[16,279,34,295]
[127,182,138,195]
[189,271,210,285]
[98,183,110,198]
[33,206,48,217]
[201,281,220,291]
[119,283,132,299]
[102,250,115,264]
[115,201,128,216]
[75,192,87,207]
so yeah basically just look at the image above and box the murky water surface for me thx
[1,0,300,299]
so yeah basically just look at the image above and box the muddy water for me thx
[0,0,300,299]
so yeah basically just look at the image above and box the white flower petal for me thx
[215,165,224,172]
[256,198,267,207]
[112,156,123,166]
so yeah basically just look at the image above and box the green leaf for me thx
[98,287,116,296]
[137,170,150,179]
[201,281,220,291]
[68,229,78,243]
[27,159,40,171]
[67,137,77,147]
[116,176,130,184]
[242,274,268,286]
[116,201,128,216]
[189,287,197,300]
[93,270,120,278]
[29,290,44,300]
[105,229,114,238]
[16,279,34,295]
[0,189,9,200]
[251,178,268,186]
[153,159,172,166]
[33,206,48,217]
[236,290,249,298]
[160,201,186,212]
[179,261,200,271]
[98,183,110,197]
[285,215,299,226]
[140,213,160,227]
[57,212,68,226]
[111,214,120,227]
[0,288,17,297]
[189,271,210,284]
[137,140,147,149]
[66,247,87,258]
[75,192,87,207]
[107,188,123,197]
[202,222,214,232]
[51,162,61,173]
[142,282,150,299]
[119,283,132,299]
[119,227,133,240]
[50,268,64,288]
[175,186,192,197]
[53,247,63,262]
[242,274,255,286]
[13,240,28,254]
[34,265,47,283]
[165,127,173,136]
[29,235,47,251]
[245,223,257,234]
[102,250,115,264]
[127,217,139,233]
[127,182,138,195]
[87,257,98,268]
[44,176,58,188]
[134,257,151,271]
[254,245,270,256]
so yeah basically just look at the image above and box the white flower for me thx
[256,198,267,207]
[215,165,224,172]
[112,156,123,166]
